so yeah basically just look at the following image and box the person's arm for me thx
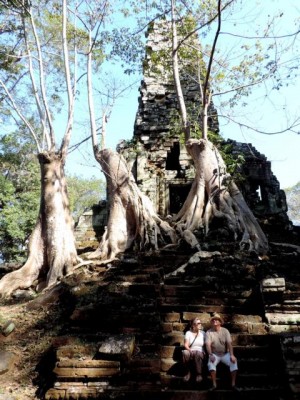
[205,336,216,362]
[227,337,237,363]
[184,332,192,352]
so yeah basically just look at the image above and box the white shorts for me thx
[207,352,238,372]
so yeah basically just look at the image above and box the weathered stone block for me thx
[161,332,184,346]
[53,366,119,378]
[162,312,180,322]
[56,360,120,369]
[231,315,263,323]
[266,313,300,325]
[56,344,96,360]
[182,311,211,325]
[261,278,285,291]
[161,322,173,333]
[45,388,66,400]
[268,325,300,334]
[0,351,16,375]
[65,387,98,400]
[161,358,175,372]
[98,334,135,362]
[160,345,175,359]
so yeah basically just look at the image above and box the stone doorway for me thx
[169,184,192,214]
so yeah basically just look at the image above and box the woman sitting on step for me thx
[182,317,206,383]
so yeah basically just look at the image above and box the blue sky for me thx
[65,0,300,190]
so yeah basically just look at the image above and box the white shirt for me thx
[184,330,205,352]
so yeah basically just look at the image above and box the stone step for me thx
[161,332,273,346]
[47,386,270,400]
[265,304,300,313]
[160,356,273,374]
[160,344,271,360]
[158,385,282,400]
[160,344,273,364]
[55,359,120,368]
[283,291,300,300]
[159,304,246,314]
[70,307,160,328]
[160,365,281,388]
[161,296,250,307]
[265,313,300,325]
[53,366,119,379]
[53,359,120,379]
[162,286,254,299]
[45,387,100,400]
[160,311,266,333]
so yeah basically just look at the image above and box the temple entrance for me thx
[169,184,192,214]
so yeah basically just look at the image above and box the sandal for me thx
[183,372,191,382]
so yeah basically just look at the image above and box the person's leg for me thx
[209,370,217,388]
[221,353,238,388]
[182,350,192,381]
[231,369,237,387]
[208,354,219,389]
[193,351,203,382]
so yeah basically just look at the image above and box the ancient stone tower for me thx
[118,20,219,216]
[118,20,289,226]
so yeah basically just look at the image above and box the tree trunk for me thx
[0,152,79,297]
[89,148,177,262]
[174,139,269,255]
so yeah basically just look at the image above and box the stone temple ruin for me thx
[75,20,290,250]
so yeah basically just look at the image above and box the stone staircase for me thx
[43,246,300,400]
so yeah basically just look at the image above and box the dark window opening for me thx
[131,160,137,181]
[166,142,181,171]
[169,184,191,214]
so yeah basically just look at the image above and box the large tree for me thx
[83,4,178,262]
[0,0,113,296]
[170,0,269,254]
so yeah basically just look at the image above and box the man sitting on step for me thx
[205,313,239,391]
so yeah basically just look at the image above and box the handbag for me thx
[173,331,198,362]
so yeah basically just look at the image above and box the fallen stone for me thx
[0,395,16,400]
[1,321,15,337]
[98,334,135,362]
[0,351,16,375]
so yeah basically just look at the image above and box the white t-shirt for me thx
[184,330,205,352]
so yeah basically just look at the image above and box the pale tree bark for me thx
[86,25,176,262]
[174,139,269,254]
[0,152,79,296]
[171,0,189,141]
[171,0,269,255]
[0,0,79,297]
[88,149,177,262]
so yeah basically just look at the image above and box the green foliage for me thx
[0,133,40,263]
[175,119,245,182]
[67,175,106,224]
[206,130,245,182]
[109,27,145,75]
